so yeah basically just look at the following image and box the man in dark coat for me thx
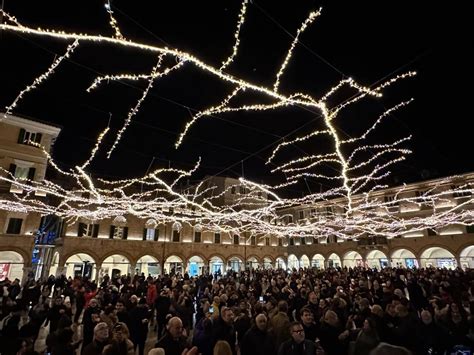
[154,316,188,355]
[129,298,150,355]
[278,321,317,355]
[240,314,276,355]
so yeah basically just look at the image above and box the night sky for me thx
[1,1,472,195]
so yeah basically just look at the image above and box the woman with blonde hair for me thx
[213,340,233,355]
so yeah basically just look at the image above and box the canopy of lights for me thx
[1,2,473,241]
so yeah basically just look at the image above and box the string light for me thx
[0,7,473,241]
[107,55,165,158]
[104,0,124,40]
[273,9,321,93]
[3,40,79,119]
[220,0,248,71]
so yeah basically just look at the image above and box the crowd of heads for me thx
[1,264,474,354]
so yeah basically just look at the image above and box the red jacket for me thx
[147,284,157,305]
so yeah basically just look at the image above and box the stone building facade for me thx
[0,115,473,282]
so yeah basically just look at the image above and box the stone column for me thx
[21,266,33,285]
[95,264,102,282]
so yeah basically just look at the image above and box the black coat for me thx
[155,332,187,355]
[240,326,276,355]
[277,339,317,355]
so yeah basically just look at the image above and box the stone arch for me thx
[246,254,261,263]
[99,251,135,266]
[136,255,160,277]
[63,253,97,280]
[419,246,456,269]
[226,254,244,263]
[390,248,418,268]
[187,254,206,276]
[366,250,390,269]
[246,255,260,270]
[101,254,132,278]
[61,249,100,268]
[0,250,25,281]
[327,253,341,268]
[275,256,287,269]
[185,252,207,264]
[342,250,364,268]
[208,253,226,262]
[300,254,310,268]
[311,253,325,269]
[262,255,274,263]
[0,247,30,267]
[164,254,184,263]
[209,254,225,274]
[263,256,273,269]
[459,245,474,269]
[288,254,299,269]
[163,254,184,275]
[227,255,244,272]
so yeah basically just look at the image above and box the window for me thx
[250,236,256,245]
[266,237,270,246]
[313,237,319,244]
[289,238,294,246]
[427,228,437,236]
[9,163,35,180]
[194,231,201,243]
[231,186,236,194]
[298,210,304,220]
[467,225,474,234]
[172,230,180,242]
[310,208,317,217]
[301,237,306,245]
[78,223,99,238]
[326,206,334,215]
[143,228,155,241]
[278,238,283,247]
[239,186,245,194]
[18,128,42,146]
[214,233,221,244]
[109,226,128,239]
[6,218,23,234]
[233,234,239,245]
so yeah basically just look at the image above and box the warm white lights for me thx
[0,4,473,241]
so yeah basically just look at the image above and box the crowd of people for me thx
[1,265,474,355]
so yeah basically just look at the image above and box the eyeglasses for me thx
[292,329,304,334]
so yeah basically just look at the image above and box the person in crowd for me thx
[82,322,110,355]
[4,263,474,355]
[102,322,134,355]
[154,316,188,355]
[353,318,380,355]
[300,307,318,342]
[129,297,150,355]
[270,300,291,350]
[192,316,214,355]
[212,306,236,354]
[278,321,317,355]
[213,340,233,355]
[240,313,276,355]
